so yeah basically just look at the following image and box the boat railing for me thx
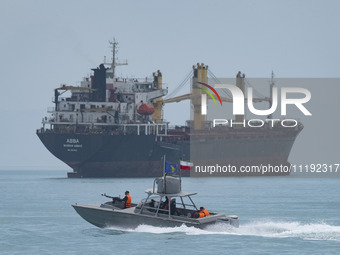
[152,178,158,193]
[139,193,173,218]
[138,190,199,219]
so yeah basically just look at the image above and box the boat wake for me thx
[107,220,340,242]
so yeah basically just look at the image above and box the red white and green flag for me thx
[180,160,193,170]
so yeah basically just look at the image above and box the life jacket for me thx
[198,208,210,218]
[163,198,172,210]
[123,194,131,208]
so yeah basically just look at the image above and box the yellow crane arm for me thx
[163,94,271,104]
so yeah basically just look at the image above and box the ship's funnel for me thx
[91,64,107,102]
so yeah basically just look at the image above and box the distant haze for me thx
[0,0,339,170]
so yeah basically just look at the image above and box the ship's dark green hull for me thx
[37,126,301,177]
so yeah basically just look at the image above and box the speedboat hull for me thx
[72,204,239,229]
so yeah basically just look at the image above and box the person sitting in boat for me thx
[160,197,177,215]
[194,207,210,218]
[170,199,177,215]
[116,191,131,208]
[162,196,170,210]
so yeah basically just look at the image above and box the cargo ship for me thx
[36,40,303,177]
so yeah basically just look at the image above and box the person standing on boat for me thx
[121,191,131,208]
[162,196,170,210]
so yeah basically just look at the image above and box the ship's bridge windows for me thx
[70,104,75,111]
[90,105,95,109]
[80,104,85,110]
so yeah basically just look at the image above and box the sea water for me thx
[1,170,339,254]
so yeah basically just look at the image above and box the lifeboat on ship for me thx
[137,104,155,115]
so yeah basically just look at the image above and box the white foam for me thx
[106,220,340,242]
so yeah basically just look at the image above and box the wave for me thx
[106,220,340,242]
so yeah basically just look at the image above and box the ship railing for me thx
[111,76,155,83]
[52,96,89,103]
[47,107,92,113]
[40,120,168,136]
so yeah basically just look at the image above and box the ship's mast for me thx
[108,38,128,78]
[110,39,118,78]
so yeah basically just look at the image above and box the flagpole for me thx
[163,155,166,193]
[179,158,182,191]
[163,155,166,175]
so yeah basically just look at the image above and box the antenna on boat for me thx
[163,155,167,193]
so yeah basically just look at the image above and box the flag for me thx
[165,161,178,174]
[180,160,193,170]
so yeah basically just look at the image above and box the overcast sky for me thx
[0,0,339,170]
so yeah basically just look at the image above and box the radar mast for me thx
[107,38,128,78]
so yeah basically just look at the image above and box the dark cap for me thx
[200,207,204,210]
[125,191,129,194]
